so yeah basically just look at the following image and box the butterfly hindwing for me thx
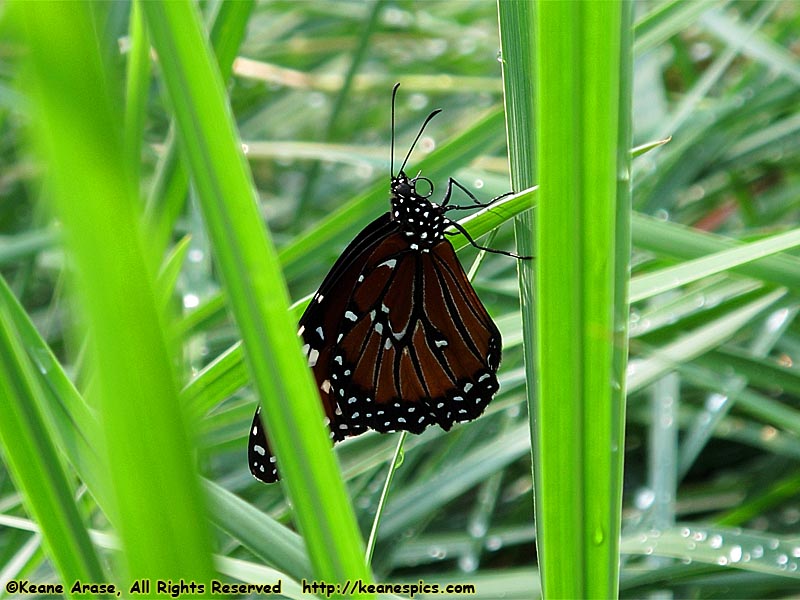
[248,406,278,483]
[249,215,399,482]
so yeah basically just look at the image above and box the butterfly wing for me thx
[330,234,501,434]
[248,214,398,482]
[249,217,503,483]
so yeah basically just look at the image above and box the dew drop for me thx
[183,293,200,309]
[486,536,503,551]
[635,488,655,510]
[593,526,605,545]
[729,545,742,563]
[469,522,487,538]
[706,393,728,411]
[458,554,478,572]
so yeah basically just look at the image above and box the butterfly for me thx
[249,84,527,483]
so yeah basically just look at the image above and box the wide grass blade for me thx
[23,0,215,584]
[631,227,800,303]
[0,298,105,597]
[496,0,538,588]
[533,2,629,597]
[140,0,372,586]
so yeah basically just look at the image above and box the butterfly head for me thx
[391,170,431,198]
[390,171,446,248]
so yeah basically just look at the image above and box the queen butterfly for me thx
[249,84,527,483]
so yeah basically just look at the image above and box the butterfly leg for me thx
[441,177,514,209]
[445,218,533,260]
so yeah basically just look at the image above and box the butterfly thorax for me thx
[390,172,446,250]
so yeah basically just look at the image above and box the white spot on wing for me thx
[345,311,358,322]
[254,445,266,456]
[308,348,320,367]
[321,379,332,393]
[378,258,397,269]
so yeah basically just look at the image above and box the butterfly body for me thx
[249,88,512,484]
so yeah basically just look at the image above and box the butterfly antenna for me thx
[391,83,401,177]
[399,106,442,175]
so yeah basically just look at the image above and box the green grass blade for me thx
[631,227,800,303]
[628,289,786,393]
[621,524,800,578]
[140,0,372,587]
[533,2,627,597]
[23,1,215,583]
[496,0,538,590]
[145,0,254,257]
[633,0,717,54]
[123,0,150,185]
[0,275,105,499]
[0,298,105,597]
[632,212,800,289]
[203,481,313,580]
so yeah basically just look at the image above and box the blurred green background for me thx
[1,1,800,598]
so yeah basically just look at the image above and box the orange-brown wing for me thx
[248,220,502,483]
[329,235,501,434]
[249,214,398,483]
